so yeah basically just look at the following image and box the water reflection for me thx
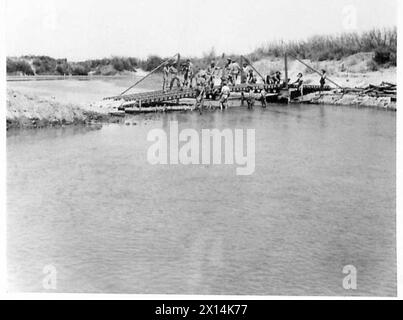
[7,124,103,140]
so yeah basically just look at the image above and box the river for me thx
[7,79,396,296]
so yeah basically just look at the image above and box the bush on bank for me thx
[248,28,396,66]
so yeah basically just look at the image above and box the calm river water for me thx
[7,84,396,295]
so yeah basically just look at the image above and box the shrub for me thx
[111,57,125,72]
[56,64,69,75]
[373,47,395,65]
[6,58,34,75]
[32,56,58,74]
[70,64,89,76]
[139,55,165,71]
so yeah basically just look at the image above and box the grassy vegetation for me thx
[7,28,396,76]
[6,55,167,76]
[248,28,397,66]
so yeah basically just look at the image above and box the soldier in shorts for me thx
[194,72,207,113]
[319,69,327,93]
[162,63,170,91]
[169,64,181,90]
[183,59,194,88]
[220,81,231,110]
[207,60,217,90]
[228,59,241,85]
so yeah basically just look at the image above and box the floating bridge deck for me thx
[104,83,331,108]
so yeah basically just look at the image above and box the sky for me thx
[5,0,397,61]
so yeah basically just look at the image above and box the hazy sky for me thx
[6,0,397,61]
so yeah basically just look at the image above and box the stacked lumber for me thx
[345,82,396,101]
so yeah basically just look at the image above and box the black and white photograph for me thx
[3,0,399,298]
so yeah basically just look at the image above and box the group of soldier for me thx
[160,57,325,112]
[163,58,258,87]
[161,57,263,111]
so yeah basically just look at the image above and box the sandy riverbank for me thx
[6,89,124,130]
[295,91,396,110]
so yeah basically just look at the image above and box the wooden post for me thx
[240,56,243,84]
[176,53,181,91]
[176,53,181,80]
[284,53,288,89]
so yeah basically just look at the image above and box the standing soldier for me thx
[194,71,207,113]
[319,69,327,93]
[224,58,232,84]
[229,59,241,85]
[183,59,194,88]
[169,64,181,90]
[246,86,255,109]
[241,62,248,83]
[219,81,231,110]
[207,60,217,89]
[273,71,282,85]
[266,73,274,85]
[246,69,257,84]
[292,72,304,95]
[162,63,170,91]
